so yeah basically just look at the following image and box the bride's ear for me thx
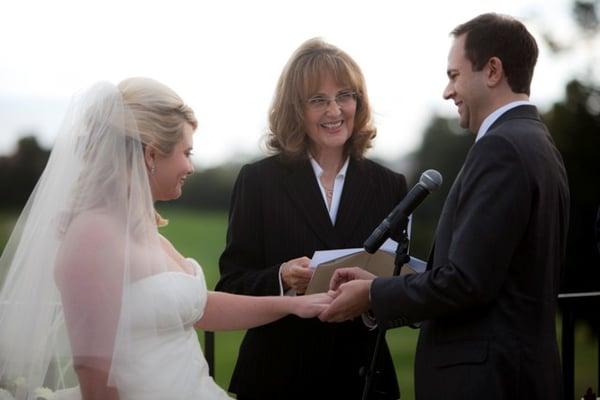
[144,145,157,173]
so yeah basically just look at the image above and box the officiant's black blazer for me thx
[216,155,406,400]
[371,105,570,399]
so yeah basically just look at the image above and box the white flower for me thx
[33,387,55,400]
[0,388,15,400]
[12,379,25,389]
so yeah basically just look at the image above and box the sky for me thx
[0,0,595,168]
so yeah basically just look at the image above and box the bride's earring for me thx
[150,165,156,175]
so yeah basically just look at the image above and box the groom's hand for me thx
[319,278,372,322]
[329,267,376,291]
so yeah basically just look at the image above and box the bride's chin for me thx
[156,190,181,202]
[171,188,183,200]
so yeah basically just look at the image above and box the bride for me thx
[0,78,331,400]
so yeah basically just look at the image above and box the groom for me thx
[320,13,570,399]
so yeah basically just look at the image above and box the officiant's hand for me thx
[281,257,313,294]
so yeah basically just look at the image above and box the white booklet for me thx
[305,239,426,294]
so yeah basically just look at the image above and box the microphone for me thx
[364,169,443,254]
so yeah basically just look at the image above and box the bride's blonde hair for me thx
[117,78,197,226]
[118,77,197,154]
[65,78,197,230]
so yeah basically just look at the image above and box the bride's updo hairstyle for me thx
[118,77,197,156]
[117,78,197,226]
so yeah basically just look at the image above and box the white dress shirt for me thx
[309,156,350,225]
[476,100,532,142]
[278,156,350,296]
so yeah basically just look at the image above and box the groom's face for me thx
[443,34,489,134]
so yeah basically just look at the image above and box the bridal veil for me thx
[0,81,188,399]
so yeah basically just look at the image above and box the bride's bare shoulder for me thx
[55,211,125,284]
[64,211,123,243]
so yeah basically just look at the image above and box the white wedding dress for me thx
[112,258,232,400]
[0,82,234,400]
[54,259,232,400]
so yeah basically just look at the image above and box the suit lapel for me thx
[283,159,341,248]
[334,158,374,244]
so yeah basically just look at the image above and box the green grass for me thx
[0,210,19,249]
[1,208,598,399]
[563,319,599,398]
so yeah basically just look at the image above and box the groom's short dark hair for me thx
[452,13,538,96]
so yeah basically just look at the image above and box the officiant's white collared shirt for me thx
[309,156,350,225]
[278,156,350,296]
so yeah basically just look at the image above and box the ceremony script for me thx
[305,239,426,294]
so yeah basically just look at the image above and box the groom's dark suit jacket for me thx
[371,105,570,399]
[216,155,406,400]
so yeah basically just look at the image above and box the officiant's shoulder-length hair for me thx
[266,38,376,161]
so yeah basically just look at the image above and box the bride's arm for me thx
[74,363,119,400]
[56,214,123,400]
[194,291,332,331]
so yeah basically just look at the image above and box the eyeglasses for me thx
[306,90,357,112]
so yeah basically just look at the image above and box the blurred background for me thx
[1,0,599,398]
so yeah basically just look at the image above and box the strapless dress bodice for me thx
[111,258,232,400]
[126,259,208,331]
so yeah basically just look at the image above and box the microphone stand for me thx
[362,217,410,400]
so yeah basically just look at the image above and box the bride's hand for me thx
[291,292,333,318]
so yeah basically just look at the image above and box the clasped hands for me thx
[281,258,375,323]
[318,267,375,322]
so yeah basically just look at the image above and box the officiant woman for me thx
[216,37,407,400]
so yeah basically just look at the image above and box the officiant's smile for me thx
[304,75,356,157]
